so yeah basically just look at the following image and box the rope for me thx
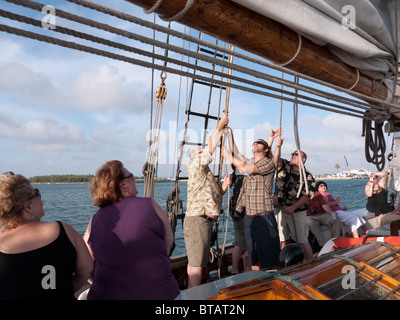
[391,0,399,105]
[143,0,164,14]
[15,0,394,112]
[63,0,393,110]
[348,69,360,91]
[278,33,302,67]
[293,76,309,198]
[362,115,386,171]
[218,132,231,279]
[2,0,399,120]
[1,1,396,120]
[144,72,168,198]
[160,0,196,22]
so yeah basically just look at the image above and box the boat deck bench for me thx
[316,208,380,243]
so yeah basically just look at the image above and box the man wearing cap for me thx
[222,129,281,271]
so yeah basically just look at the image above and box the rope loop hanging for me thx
[362,111,386,172]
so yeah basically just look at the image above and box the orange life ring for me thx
[332,235,400,250]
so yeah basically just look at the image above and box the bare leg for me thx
[243,251,251,272]
[300,242,313,261]
[187,265,203,288]
[375,214,383,227]
[231,245,240,274]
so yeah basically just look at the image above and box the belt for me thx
[248,211,273,218]
[200,215,216,222]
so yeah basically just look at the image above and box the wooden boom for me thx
[125,0,388,103]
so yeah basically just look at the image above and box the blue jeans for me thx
[244,213,281,269]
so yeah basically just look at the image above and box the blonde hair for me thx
[90,160,126,208]
[0,174,34,230]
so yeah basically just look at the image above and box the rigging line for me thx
[173,32,202,185]
[392,0,399,105]
[218,132,231,279]
[0,23,381,120]
[40,0,400,111]
[6,0,394,113]
[3,8,388,119]
[217,43,234,180]
[293,76,309,198]
[170,26,187,192]
[26,1,383,118]
[150,14,156,133]
[4,7,351,115]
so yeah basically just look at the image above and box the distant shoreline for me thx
[315,176,368,181]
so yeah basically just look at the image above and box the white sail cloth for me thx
[232,0,400,104]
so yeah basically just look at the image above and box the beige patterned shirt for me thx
[186,149,221,217]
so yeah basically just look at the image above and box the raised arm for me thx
[208,114,229,155]
[273,137,284,169]
[224,126,245,162]
[267,128,282,147]
[222,146,258,174]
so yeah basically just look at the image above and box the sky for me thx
[0,0,384,178]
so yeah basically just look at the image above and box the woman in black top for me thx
[365,172,393,227]
[0,173,93,299]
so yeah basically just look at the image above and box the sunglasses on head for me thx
[30,188,41,200]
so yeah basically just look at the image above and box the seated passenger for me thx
[306,193,341,248]
[365,172,398,227]
[0,173,93,299]
[317,181,368,238]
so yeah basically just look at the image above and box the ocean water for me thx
[33,178,369,256]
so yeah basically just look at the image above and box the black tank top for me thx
[366,188,393,216]
[0,221,77,300]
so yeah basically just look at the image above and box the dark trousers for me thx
[244,213,281,270]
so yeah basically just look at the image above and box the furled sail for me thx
[125,0,400,118]
[232,0,400,112]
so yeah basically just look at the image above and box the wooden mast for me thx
[125,0,388,103]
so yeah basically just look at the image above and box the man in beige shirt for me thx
[184,114,231,288]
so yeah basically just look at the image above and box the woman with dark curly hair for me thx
[83,160,179,300]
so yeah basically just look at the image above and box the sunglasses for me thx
[30,188,41,200]
[291,152,304,158]
[121,173,134,181]
[253,141,268,148]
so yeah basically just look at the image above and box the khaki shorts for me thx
[183,216,213,267]
[232,217,247,251]
[275,207,308,244]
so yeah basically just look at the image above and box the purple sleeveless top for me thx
[87,197,179,300]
